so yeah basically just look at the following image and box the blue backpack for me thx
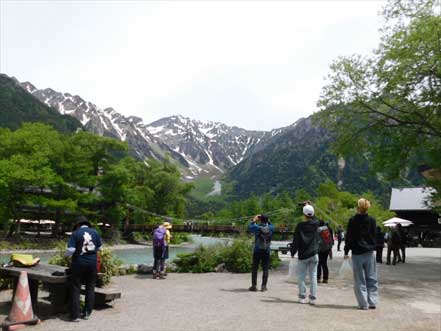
[153,227,166,247]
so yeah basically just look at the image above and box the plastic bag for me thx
[287,258,298,283]
[338,259,353,281]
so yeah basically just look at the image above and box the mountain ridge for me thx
[17,76,283,178]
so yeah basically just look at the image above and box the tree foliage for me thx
[0,123,191,238]
[315,0,441,193]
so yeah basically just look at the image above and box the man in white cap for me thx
[290,204,320,305]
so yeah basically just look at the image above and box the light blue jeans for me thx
[352,251,379,309]
[297,254,318,300]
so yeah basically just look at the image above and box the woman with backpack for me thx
[344,198,379,310]
[152,222,173,279]
[317,220,333,284]
[248,214,274,292]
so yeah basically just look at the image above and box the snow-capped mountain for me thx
[19,80,282,178]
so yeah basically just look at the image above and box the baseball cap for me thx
[303,205,315,217]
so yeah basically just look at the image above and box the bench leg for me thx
[29,279,39,313]
[47,284,68,314]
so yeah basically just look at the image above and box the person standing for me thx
[290,205,319,305]
[317,220,333,284]
[344,198,379,310]
[337,225,344,251]
[66,216,102,322]
[375,226,385,263]
[396,224,407,263]
[386,226,401,265]
[248,214,274,292]
[152,224,167,279]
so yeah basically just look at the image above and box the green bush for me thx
[48,242,71,267]
[48,244,122,286]
[99,249,123,285]
[170,233,192,245]
[173,239,281,273]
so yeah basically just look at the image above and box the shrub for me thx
[173,239,281,273]
[99,248,123,285]
[170,233,192,245]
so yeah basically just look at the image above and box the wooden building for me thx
[390,187,441,246]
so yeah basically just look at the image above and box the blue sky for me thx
[1,1,385,130]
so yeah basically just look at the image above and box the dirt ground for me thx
[0,247,440,331]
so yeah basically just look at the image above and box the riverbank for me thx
[0,247,439,331]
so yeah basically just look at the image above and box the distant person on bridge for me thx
[248,214,274,292]
[344,198,379,310]
[291,204,319,305]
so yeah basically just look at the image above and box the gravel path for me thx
[0,247,440,331]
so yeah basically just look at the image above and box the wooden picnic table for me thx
[0,263,69,313]
[0,263,121,314]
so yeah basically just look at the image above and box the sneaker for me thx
[248,286,258,292]
[70,317,80,322]
[317,279,322,283]
[323,279,328,284]
[309,299,316,305]
[369,306,376,309]
[298,298,307,304]
[261,286,267,292]
[159,273,165,279]
[82,311,91,320]
[358,306,369,310]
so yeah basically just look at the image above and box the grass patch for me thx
[188,176,215,200]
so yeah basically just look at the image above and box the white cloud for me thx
[1,0,384,130]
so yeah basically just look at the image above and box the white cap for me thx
[303,205,315,217]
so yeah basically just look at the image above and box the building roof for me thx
[390,187,436,211]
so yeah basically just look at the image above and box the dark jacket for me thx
[375,228,385,247]
[68,226,102,266]
[291,219,319,260]
[344,213,376,255]
[337,228,344,240]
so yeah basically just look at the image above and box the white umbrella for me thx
[383,217,413,227]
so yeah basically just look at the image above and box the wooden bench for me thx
[81,286,121,306]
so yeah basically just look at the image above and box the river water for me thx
[0,235,229,266]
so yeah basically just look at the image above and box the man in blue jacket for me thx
[248,214,274,292]
[66,216,102,322]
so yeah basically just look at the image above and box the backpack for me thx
[153,227,166,247]
[318,225,332,252]
[257,224,272,250]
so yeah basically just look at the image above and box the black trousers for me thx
[251,250,270,287]
[387,245,400,265]
[337,239,342,251]
[317,251,329,281]
[153,246,165,273]
[376,246,384,263]
[70,264,97,319]
[400,245,406,263]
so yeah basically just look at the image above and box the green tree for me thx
[315,0,441,197]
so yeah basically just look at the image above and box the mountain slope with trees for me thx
[0,74,82,132]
